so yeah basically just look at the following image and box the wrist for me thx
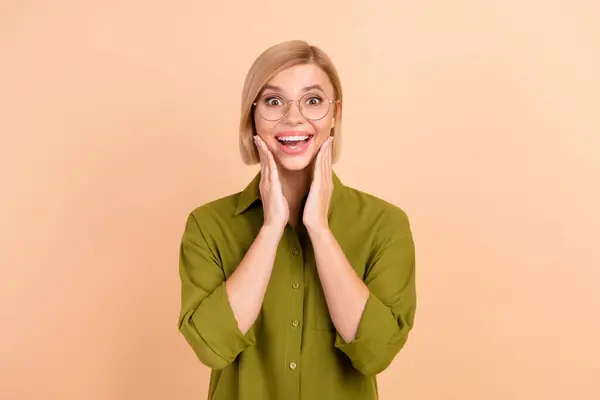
[305,224,330,237]
[260,223,286,238]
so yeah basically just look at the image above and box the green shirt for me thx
[178,171,416,400]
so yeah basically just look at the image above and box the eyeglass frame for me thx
[252,92,340,122]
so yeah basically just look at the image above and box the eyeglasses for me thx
[252,92,339,121]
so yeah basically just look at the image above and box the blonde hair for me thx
[239,40,343,165]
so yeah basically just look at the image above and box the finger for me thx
[255,136,269,183]
[266,148,280,187]
[320,137,330,185]
[313,143,323,184]
[254,136,265,179]
[259,139,271,184]
[254,136,264,166]
[326,137,333,182]
[322,138,330,183]
[319,137,331,180]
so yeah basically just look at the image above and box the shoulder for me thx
[339,184,413,246]
[343,184,411,226]
[186,191,244,230]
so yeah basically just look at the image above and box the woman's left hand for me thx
[303,136,334,232]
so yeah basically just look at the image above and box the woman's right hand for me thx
[253,135,289,231]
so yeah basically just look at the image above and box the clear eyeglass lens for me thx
[256,93,330,121]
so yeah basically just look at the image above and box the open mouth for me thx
[276,135,312,147]
[275,134,314,154]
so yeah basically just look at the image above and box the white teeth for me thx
[278,135,310,141]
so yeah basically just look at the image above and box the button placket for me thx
[284,229,304,399]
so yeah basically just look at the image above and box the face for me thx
[253,64,336,171]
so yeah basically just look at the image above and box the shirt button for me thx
[291,248,299,256]
[292,281,300,289]
[292,319,299,328]
[289,361,297,370]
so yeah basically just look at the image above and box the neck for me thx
[276,163,315,224]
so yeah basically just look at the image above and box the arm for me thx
[226,224,284,333]
[308,208,416,376]
[307,226,370,342]
[177,211,283,370]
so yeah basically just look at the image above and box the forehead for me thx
[263,64,334,97]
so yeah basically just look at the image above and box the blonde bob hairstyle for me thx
[239,40,343,165]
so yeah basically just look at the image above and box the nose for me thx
[282,100,305,124]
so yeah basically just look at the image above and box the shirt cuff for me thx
[334,291,399,375]
[192,282,256,365]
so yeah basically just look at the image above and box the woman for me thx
[178,40,416,400]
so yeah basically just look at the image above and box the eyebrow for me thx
[261,84,326,94]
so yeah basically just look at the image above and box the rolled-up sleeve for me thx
[177,211,256,370]
[335,209,416,376]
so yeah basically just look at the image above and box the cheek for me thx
[311,118,334,140]
[253,116,281,151]
[254,115,274,136]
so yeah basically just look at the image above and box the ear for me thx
[331,117,335,129]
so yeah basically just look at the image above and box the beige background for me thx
[1,1,599,399]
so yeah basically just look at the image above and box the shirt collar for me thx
[234,170,345,216]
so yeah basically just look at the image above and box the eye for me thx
[263,96,284,107]
[304,96,322,106]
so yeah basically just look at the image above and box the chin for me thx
[276,155,314,171]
